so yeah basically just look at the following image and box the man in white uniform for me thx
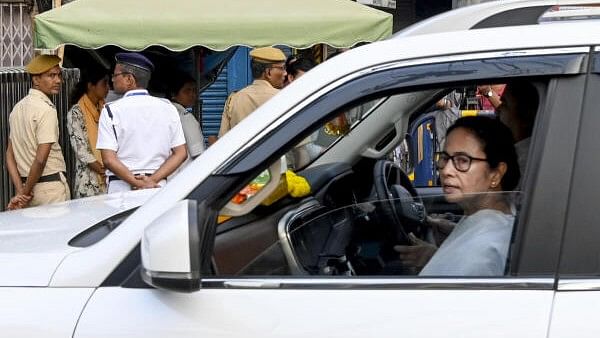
[97,52,187,193]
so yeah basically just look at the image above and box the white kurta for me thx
[420,209,515,277]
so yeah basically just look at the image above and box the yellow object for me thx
[220,170,312,221]
[249,47,286,63]
[417,124,423,163]
[25,55,61,75]
[78,93,106,192]
[460,109,479,117]
[285,170,311,197]
[261,177,288,206]
[261,170,311,206]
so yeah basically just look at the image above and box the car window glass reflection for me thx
[286,97,383,171]
[222,192,520,278]
[400,81,539,189]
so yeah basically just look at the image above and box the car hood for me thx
[0,189,156,286]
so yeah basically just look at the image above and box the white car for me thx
[3,13,600,338]
[396,0,600,36]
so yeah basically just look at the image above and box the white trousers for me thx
[107,179,166,194]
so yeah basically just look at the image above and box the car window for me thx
[286,97,383,171]
[207,49,585,282]
[402,82,539,188]
[222,191,521,277]
[212,80,542,279]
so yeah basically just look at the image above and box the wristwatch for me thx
[486,89,494,97]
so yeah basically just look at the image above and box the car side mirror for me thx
[141,199,201,292]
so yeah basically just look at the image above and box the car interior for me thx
[211,78,546,278]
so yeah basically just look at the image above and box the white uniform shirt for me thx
[172,102,205,157]
[420,209,515,277]
[96,89,186,177]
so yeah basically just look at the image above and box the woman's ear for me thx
[490,162,508,189]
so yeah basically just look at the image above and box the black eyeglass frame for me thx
[435,151,488,172]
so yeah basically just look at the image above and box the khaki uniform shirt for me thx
[9,89,66,177]
[218,80,279,136]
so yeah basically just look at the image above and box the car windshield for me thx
[286,97,383,171]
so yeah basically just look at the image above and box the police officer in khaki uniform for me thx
[6,54,70,209]
[218,47,287,137]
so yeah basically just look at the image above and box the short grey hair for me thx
[120,63,151,88]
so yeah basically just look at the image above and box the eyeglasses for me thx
[435,151,487,172]
[111,72,130,79]
[268,65,286,71]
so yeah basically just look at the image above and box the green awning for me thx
[34,0,393,51]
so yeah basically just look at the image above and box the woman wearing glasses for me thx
[419,115,520,276]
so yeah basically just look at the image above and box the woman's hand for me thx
[426,214,456,246]
[394,233,437,270]
[88,161,105,175]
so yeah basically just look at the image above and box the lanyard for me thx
[107,91,148,141]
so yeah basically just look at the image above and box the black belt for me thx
[108,173,152,182]
[21,172,64,184]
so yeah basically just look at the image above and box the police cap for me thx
[249,47,286,63]
[25,54,61,75]
[115,52,154,72]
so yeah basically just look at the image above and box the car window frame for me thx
[203,48,587,287]
[555,48,600,288]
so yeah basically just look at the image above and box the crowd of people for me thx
[4,46,297,210]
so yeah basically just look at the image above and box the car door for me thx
[73,47,589,338]
[547,48,600,338]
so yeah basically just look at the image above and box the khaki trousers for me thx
[29,172,71,207]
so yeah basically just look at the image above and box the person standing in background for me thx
[97,52,187,193]
[67,65,110,198]
[284,55,316,86]
[167,71,205,160]
[477,84,505,111]
[6,54,70,209]
[284,55,319,169]
[217,47,287,137]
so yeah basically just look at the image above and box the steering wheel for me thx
[372,159,426,244]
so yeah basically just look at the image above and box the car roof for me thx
[394,0,600,37]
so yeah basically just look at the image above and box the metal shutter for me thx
[199,65,229,137]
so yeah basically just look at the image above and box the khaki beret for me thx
[25,54,61,75]
[250,47,286,63]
